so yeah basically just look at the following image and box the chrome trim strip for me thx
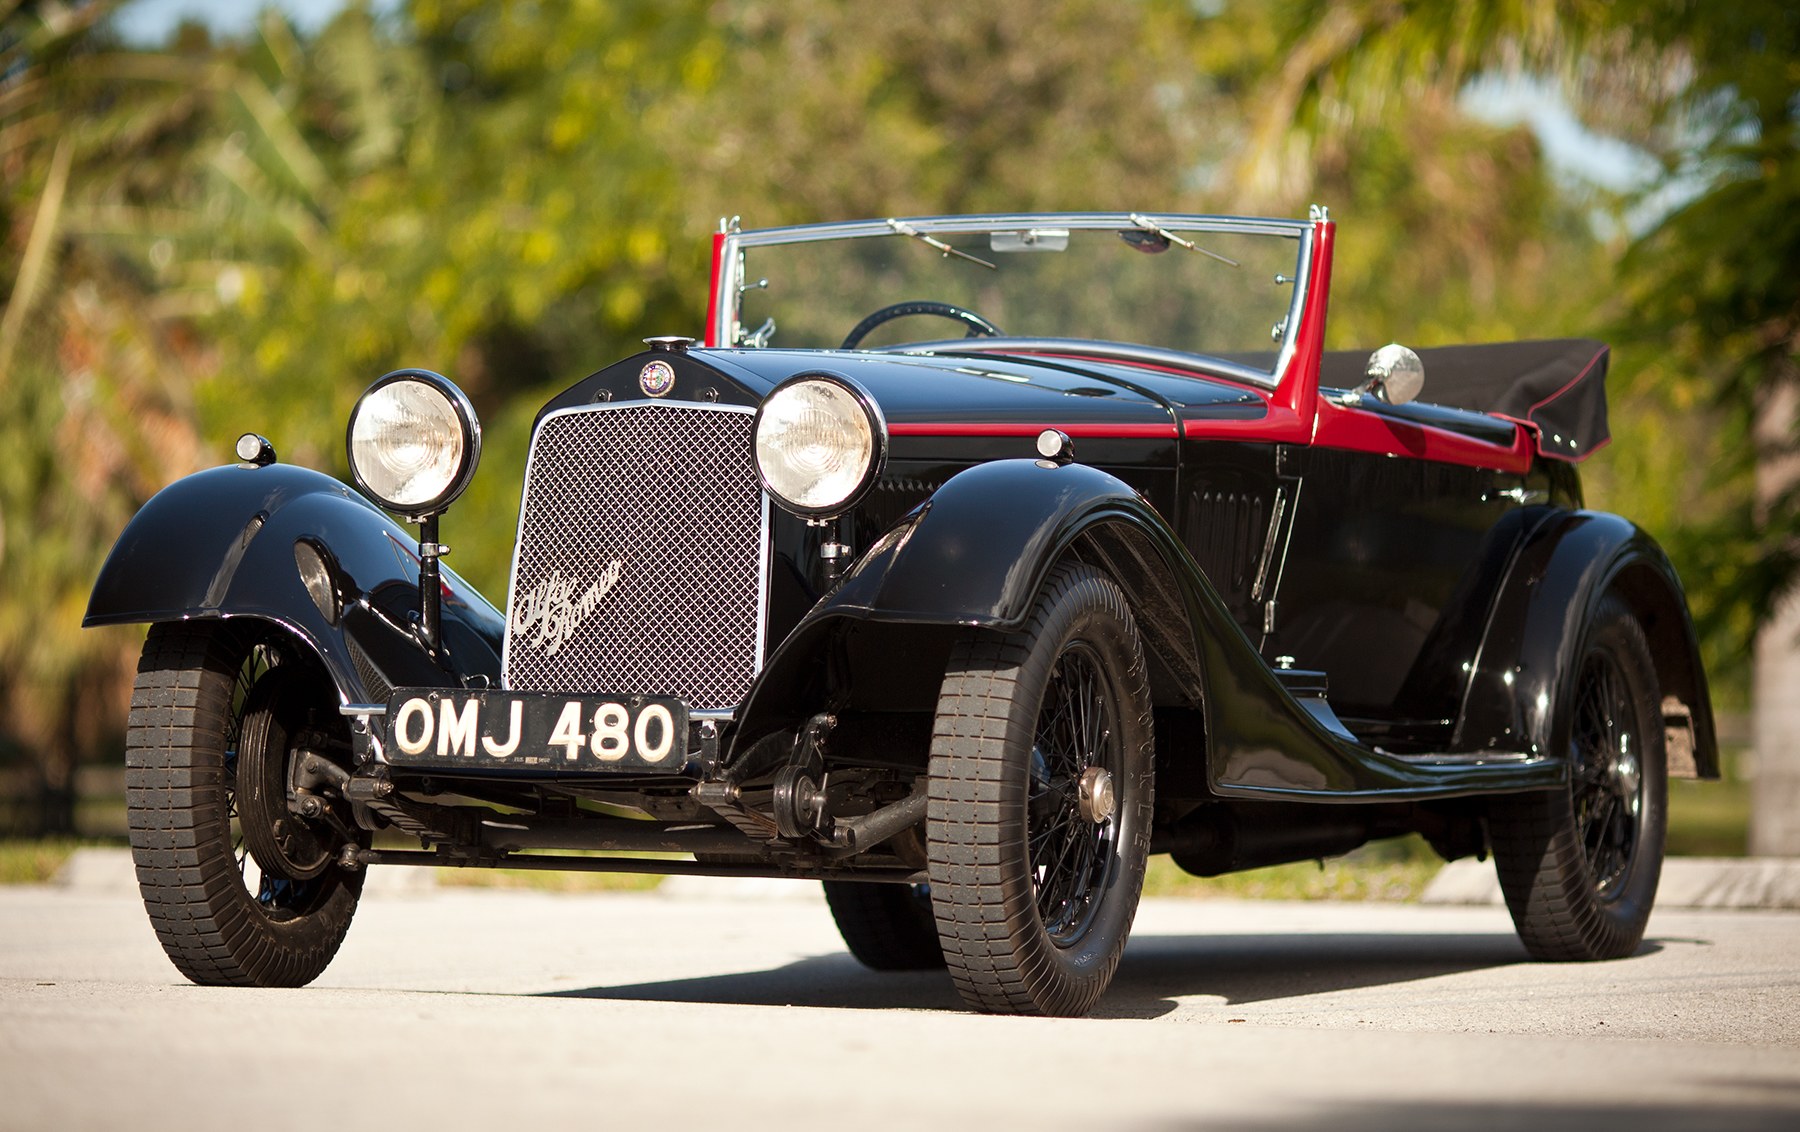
[500,399,770,712]
[731,212,1312,245]
[1272,225,1314,390]
[339,703,387,717]
[906,337,1287,390]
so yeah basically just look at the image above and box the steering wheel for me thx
[840,300,1003,350]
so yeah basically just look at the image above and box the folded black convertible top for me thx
[1320,338,1610,462]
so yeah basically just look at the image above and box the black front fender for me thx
[824,458,1151,629]
[730,458,1156,752]
[1456,509,1720,777]
[85,462,504,703]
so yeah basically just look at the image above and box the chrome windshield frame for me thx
[711,213,1316,390]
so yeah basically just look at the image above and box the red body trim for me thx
[704,231,726,348]
[1178,405,1300,442]
[888,421,1180,439]
[1271,218,1334,443]
[1311,398,1534,474]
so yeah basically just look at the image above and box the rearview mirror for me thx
[1363,343,1425,405]
[990,229,1069,252]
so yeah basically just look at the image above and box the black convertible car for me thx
[88,209,1718,1016]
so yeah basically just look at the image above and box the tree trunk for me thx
[1751,382,1800,856]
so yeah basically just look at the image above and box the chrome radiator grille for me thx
[503,402,767,710]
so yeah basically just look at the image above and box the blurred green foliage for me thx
[0,0,1787,840]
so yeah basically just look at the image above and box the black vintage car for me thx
[87,209,1718,1016]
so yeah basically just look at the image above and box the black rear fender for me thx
[1455,510,1719,779]
[84,463,504,704]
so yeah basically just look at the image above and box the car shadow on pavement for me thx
[1108,930,1547,1010]
[1196,1093,1800,1132]
[542,952,967,1012]
[542,929,1601,1019]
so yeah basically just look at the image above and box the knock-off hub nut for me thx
[1078,767,1116,823]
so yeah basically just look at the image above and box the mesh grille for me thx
[503,403,766,710]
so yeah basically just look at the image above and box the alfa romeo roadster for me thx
[88,208,1718,1016]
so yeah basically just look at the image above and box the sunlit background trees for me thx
[2,0,1794,850]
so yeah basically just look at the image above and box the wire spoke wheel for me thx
[1029,644,1119,946]
[1569,655,1641,901]
[126,621,365,987]
[1490,593,1667,962]
[926,563,1152,1016]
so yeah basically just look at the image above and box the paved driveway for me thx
[2,877,1796,1131]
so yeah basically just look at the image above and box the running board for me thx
[1274,666,1357,741]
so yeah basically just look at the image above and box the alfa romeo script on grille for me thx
[383,690,688,771]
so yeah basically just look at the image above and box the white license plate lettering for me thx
[548,700,585,761]
[590,702,630,761]
[388,693,685,769]
[635,703,676,764]
[483,699,523,758]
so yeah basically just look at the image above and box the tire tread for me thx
[1490,595,1667,962]
[126,621,360,987]
[926,564,1153,1016]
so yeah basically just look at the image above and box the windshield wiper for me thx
[886,218,998,270]
[1128,213,1240,267]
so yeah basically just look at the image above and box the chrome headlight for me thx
[346,369,481,519]
[754,373,887,518]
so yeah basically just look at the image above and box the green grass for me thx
[434,862,667,892]
[429,846,676,892]
[0,838,121,885]
[1669,773,1749,855]
[1143,835,1447,902]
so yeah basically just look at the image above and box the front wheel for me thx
[1489,594,1667,961]
[926,563,1153,1016]
[126,621,365,986]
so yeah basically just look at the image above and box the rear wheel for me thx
[127,621,364,987]
[1489,595,1667,961]
[926,563,1153,1016]
[821,881,945,970]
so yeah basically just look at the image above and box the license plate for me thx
[383,690,689,772]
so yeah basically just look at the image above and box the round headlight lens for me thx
[754,375,885,517]
[347,370,480,517]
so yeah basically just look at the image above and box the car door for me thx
[1264,389,1567,752]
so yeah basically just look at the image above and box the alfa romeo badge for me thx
[638,359,676,397]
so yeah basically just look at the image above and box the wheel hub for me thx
[1612,747,1641,814]
[237,674,336,882]
[1078,767,1115,823]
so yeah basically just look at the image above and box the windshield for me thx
[722,216,1309,384]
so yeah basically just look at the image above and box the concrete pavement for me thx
[2,872,1797,1131]
[1423,855,1800,909]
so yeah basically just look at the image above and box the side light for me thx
[753,373,887,518]
[236,433,277,466]
[346,369,481,519]
[293,539,340,625]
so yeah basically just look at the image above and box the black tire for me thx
[127,620,364,987]
[821,881,946,970]
[926,563,1154,1016]
[1489,594,1667,961]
